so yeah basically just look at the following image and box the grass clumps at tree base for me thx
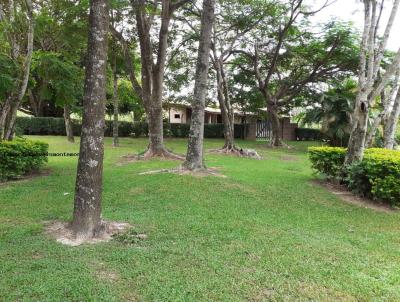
[45,220,132,247]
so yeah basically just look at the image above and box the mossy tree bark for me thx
[71,0,109,238]
[183,0,215,170]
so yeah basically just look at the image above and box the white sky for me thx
[307,0,400,51]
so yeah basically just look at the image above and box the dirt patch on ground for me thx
[139,166,227,178]
[221,181,258,194]
[296,281,358,301]
[280,155,299,161]
[0,168,51,187]
[311,180,395,213]
[89,261,140,301]
[90,261,120,283]
[250,288,276,301]
[44,220,132,246]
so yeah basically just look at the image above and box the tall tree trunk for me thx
[267,101,283,147]
[3,0,34,141]
[346,0,400,164]
[112,48,119,147]
[135,0,186,158]
[113,0,188,158]
[183,0,215,170]
[383,89,400,149]
[345,93,369,164]
[71,0,109,238]
[365,111,383,148]
[145,1,171,156]
[365,73,400,147]
[28,89,40,116]
[214,60,235,151]
[0,97,12,140]
[63,105,75,143]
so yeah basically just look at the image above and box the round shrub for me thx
[308,146,400,206]
[0,138,48,181]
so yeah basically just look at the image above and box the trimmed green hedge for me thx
[308,147,345,180]
[0,138,48,181]
[295,128,323,141]
[16,117,246,139]
[16,117,134,137]
[308,146,400,206]
[128,122,245,139]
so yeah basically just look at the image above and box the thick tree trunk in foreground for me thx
[384,89,400,149]
[63,105,75,143]
[71,0,109,238]
[112,52,119,147]
[183,0,215,170]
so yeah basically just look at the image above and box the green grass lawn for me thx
[1,136,400,301]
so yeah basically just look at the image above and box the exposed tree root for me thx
[141,147,185,160]
[45,220,131,246]
[119,147,185,164]
[209,145,262,160]
[139,166,226,178]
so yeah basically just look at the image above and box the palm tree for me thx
[301,80,357,146]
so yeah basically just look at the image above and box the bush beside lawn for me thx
[0,138,48,181]
[309,146,400,206]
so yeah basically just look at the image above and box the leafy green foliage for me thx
[0,138,48,181]
[106,79,144,118]
[0,53,18,100]
[309,147,400,205]
[300,79,356,146]
[30,51,84,107]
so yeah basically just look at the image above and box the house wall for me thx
[166,105,258,126]
[281,117,298,141]
[168,107,187,124]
